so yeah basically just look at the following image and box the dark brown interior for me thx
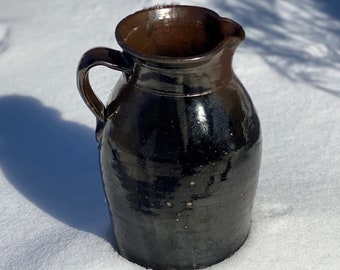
[117,6,229,57]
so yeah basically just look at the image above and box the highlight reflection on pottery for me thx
[77,5,261,270]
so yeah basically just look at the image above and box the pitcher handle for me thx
[76,47,131,122]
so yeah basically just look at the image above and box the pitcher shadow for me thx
[0,95,114,242]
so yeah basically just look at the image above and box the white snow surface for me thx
[0,0,340,269]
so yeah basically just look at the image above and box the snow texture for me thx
[0,0,339,269]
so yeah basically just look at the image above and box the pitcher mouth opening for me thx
[115,5,245,63]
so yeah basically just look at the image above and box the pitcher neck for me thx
[130,50,234,97]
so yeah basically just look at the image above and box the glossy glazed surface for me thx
[77,5,261,270]
[99,78,261,270]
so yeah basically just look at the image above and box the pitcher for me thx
[77,5,261,270]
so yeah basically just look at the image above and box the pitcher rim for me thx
[115,5,245,64]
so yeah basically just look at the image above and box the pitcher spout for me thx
[219,18,246,50]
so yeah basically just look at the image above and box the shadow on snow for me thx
[214,0,340,97]
[0,95,113,241]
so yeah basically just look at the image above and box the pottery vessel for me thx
[77,5,261,270]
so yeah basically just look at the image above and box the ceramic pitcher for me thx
[77,5,261,270]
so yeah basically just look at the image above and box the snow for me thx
[0,0,339,269]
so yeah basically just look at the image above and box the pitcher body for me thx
[77,5,261,270]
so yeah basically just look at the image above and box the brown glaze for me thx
[77,5,261,270]
[117,5,244,57]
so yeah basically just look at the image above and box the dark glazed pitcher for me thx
[77,5,261,270]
